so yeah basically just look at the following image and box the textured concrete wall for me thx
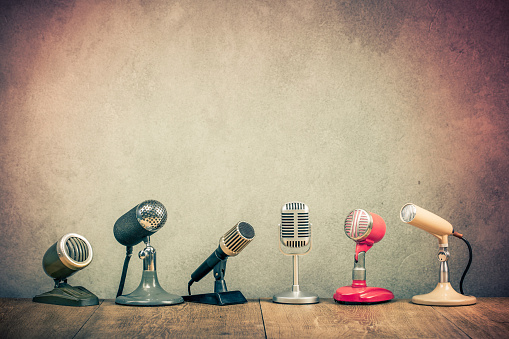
[0,0,508,299]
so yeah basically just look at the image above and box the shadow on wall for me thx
[334,0,407,54]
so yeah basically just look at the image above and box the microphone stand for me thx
[273,253,319,304]
[411,240,476,306]
[183,258,248,306]
[115,236,184,306]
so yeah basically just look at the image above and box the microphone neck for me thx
[213,259,228,293]
[352,251,366,281]
[292,255,300,292]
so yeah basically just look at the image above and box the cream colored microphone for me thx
[400,203,476,306]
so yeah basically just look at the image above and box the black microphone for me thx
[113,200,167,247]
[189,221,255,286]
[113,200,170,301]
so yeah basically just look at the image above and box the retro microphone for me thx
[400,203,476,306]
[333,209,394,304]
[184,221,255,306]
[273,202,319,304]
[33,233,99,306]
[114,200,183,306]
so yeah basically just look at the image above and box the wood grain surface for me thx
[260,298,470,338]
[0,298,508,338]
[74,299,265,339]
[433,297,509,339]
[0,298,101,339]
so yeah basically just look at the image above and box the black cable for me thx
[455,236,472,295]
[188,279,193,296]
[116,246,133,298]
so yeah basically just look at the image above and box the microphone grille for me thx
[281,202,310,248]
[222,221,255,255]
[136,200,167,231]
[64,236,90,263]
[344,209,372,241]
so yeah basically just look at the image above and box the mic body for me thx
[190,221,255,284]
[42,233,93,281]
[113,200,167,247]
[400,203,453,245]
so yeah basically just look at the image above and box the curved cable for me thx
[452,232,472,295]
[458,236,472,295]
[116,246,133,298]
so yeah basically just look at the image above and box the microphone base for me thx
[333,280,394,305]
[115,271,184,306]
[183,291,247,306]
[412,282,476,306]
[33,283,99,307]
[272,290,319,304]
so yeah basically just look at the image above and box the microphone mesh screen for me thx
[65,237,90,263]
[281,202,310,248]
[137,200,167,231]
[344,209,370,240]
[223,222,255,254]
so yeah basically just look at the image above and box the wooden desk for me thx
[0,298,507,338]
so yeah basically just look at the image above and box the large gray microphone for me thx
[273,202,319,304]
[114,200,183,306]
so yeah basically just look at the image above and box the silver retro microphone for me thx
[273,202,319,304]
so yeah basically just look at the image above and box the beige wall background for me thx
[0,0,508,299]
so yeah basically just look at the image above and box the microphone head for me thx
[400,203,453,237]
[42,233,93,281]
[219,221,255,257]
[113,200,167,247]
[344,209,386,244]
[280,202,310,248]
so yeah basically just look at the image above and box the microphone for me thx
[333,209,394,304]
[344,208,386,261]
[184,221,255,306]
[114,200,183,306]
[273,202,319,304]
[113,200,167,247]
[280,202,311,250]
[33,233,99,306]
[189,221,255,286]
[400,203,476,306]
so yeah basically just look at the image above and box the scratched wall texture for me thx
[0,0,508,299]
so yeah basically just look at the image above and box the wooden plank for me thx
[260,298,469,338]
[433,297,509,338]
[74,299,265,338]
[0,298,101,339]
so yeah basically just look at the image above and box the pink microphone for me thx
[334,209,394,304]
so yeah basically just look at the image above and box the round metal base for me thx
[412,282,476,306]
[115,271,184,306]
[273,290,319,304]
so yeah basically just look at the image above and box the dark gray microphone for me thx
[113,200,167,247]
